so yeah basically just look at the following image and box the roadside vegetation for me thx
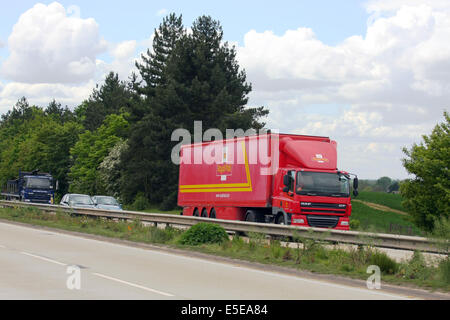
[0,206,448,292]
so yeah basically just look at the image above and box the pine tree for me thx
[120,14,269,209]
[135,13,184,100]
[78,72,133,131]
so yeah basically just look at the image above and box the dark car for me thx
[92,195,122,211]
[60,194,95,209]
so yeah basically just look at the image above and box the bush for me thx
[132,192,150,211]
[350,219,360,230]
[439,258,450,284]
[402,251,431,280]
[369,251,398,274]
[148,225,179,243]
[160,191,178,211]
[178,223,229,246]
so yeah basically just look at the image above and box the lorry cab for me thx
[21,174,55,204]
[273,168,352,229]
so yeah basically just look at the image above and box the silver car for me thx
[92,195,122,211]
[60,194,95,208]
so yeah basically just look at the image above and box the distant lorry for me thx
[1,170,56,204]
[178,133,358,230]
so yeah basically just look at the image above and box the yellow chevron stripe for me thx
[179,141,252,193]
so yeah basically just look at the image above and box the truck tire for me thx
[276,213,287,225]
[193,208,199,217]
[210,208,216,219]
[201,208,208,217]
[245,210,264,223]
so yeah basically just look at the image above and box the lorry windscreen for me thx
[25,177,51,189]
[296,171,349,197]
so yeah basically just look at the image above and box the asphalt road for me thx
[0,221,419,300]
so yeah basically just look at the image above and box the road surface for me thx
[0,221,421,300]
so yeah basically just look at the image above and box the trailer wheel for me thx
[201,208,208,218]
[193,208,199,217]
[245,210,264,223]
[209,208,216,219]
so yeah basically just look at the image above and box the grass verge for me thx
[0,206,448,292]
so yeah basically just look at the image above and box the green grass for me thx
[0,206,448,292]
[351,201,423,236]
[354,191,405,212]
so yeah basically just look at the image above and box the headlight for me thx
[293,218,305,224]
[341,221,349,226]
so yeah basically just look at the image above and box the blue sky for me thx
[0,1,448,179]
[0,1,369,57]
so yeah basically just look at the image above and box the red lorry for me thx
[177,133,358,230]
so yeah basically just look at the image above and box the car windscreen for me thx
[69,195,93,205]
[296,171,349,197]
[25,177,51,189]
[96,197,119,206]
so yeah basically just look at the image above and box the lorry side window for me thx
[287,170,295,193]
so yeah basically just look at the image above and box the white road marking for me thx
[92,272,174,297]
[20,252,67,266]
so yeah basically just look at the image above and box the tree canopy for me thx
[401,111,450,231]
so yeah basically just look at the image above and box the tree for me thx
[69,113,129,195]
[388,181,400,193]
[376,176,392,192]
[0,100,82,196]
[1,97,34,126]
[77,72,133,131]
[98,140,128,199]
[135,13,185,100]
[45,100,76,123]
[401,111,450,231]
[120,14,269,209]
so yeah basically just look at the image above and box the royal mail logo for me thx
[217,164,232,176]
[311,154,329,163]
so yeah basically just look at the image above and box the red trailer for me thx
[178,133,358,230]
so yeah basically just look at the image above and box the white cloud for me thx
[0,80,95,115]
[0,2,107,84]
[97,40,139,81]
[237,3,450,178]
[157,8,168,16]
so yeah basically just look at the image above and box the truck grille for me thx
[301,202,346,209]
[29,194,51,203]
[301,202,346,215]
[307,215,339,228]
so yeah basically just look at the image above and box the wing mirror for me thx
[353,177,359,197]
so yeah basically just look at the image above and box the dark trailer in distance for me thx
[1,170,56,204]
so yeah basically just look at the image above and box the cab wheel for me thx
[276,213,287,225]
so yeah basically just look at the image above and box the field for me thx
[354,191,405,212]
[350,201,423,236]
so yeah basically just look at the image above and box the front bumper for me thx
[291,214,350,230]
